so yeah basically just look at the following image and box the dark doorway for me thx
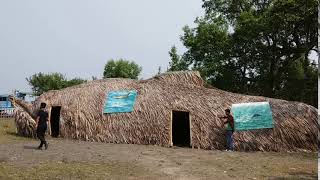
[172,111,191,147]
[50,106,61,137]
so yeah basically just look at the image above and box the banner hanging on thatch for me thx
[231,102,274,131]
[104,90,137,113]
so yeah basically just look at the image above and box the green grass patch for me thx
[0,118,32,144]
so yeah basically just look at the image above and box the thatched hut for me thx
[11,71,319,152]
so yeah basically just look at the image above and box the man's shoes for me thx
[45,143,48,150]
[37,146,42,150]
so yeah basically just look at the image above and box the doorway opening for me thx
[172,111,191,147]
[50,106,61,137]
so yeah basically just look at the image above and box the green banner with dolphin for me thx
[231,102,274,131]
[104,90,137,113]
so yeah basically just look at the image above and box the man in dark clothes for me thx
[36,102,49,150]
[219,109,235,151]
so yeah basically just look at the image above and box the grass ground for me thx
[0,118,317,179]
[0,118,30,143]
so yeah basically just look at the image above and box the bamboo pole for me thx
[48,107,52,136]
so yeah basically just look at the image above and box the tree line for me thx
[27,59,142,96]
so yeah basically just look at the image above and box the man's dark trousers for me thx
[36,126,47,148]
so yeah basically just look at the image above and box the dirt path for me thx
[0,137,317,179]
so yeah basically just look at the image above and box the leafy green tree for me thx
[103,59,142,79]
[26,73,86,96]
[64,78,87,87]
[168,46,189,71]
[178,0,318,107]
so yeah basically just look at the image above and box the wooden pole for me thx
[169,110,173,147]
[48,107,52,136]
[189,113,193,149]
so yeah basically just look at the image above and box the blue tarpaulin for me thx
[231,102,274,131]
[104,90,137,114]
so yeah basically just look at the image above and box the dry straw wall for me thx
[12,71,319,152]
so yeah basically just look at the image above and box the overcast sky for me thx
[0,1,318,95]
[0,0,204,94]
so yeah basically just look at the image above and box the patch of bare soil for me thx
[0,138,317,180]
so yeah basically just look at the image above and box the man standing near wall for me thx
[219,109,235,151]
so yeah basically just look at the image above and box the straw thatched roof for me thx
[12,71,319,152]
